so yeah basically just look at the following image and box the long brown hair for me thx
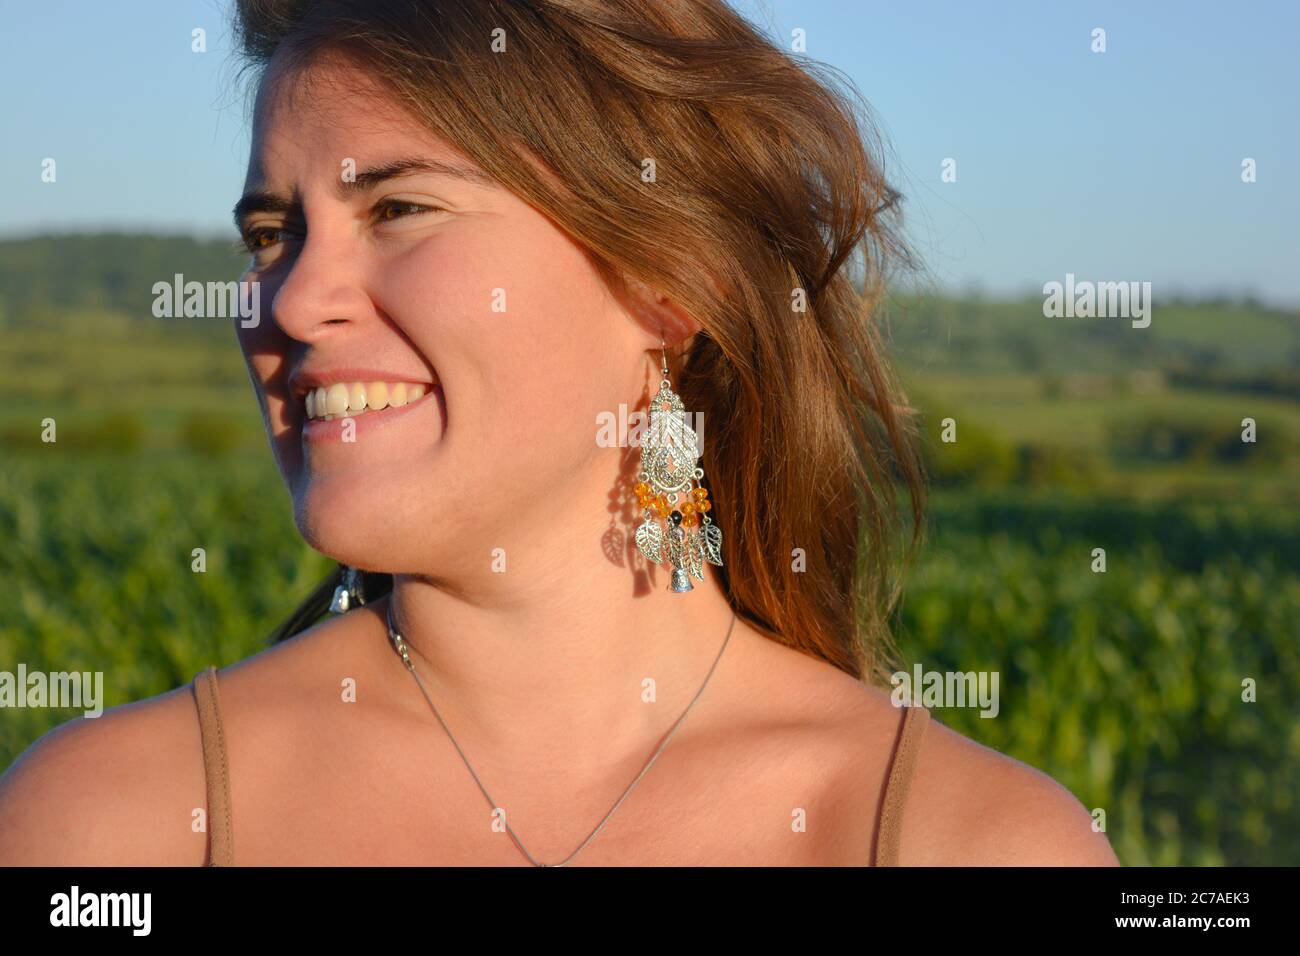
[239,0,927,686]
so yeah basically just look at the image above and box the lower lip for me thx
[301,387,441,444]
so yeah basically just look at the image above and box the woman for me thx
[0,0,1117,866]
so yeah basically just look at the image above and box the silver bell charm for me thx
[669,567,694,592]
[329,565,365,613]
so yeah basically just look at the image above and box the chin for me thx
[290,476,422,573]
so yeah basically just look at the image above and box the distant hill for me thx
[0,233,246,323]
[1,233,1295,380]
[881,292,1300,377]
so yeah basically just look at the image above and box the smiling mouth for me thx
[303,381,433,421]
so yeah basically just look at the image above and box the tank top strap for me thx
[873,702,930,866]
[192,666,234,866]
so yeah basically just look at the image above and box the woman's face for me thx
[235,53,653,574]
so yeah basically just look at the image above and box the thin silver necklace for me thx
[385,598,737,867]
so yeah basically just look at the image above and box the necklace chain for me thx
[385,598,737,867]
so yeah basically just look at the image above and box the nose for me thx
[269,228,375,343]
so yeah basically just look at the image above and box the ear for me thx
[619,276,700,349]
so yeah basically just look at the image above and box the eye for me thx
[240,226,286,254]
[373,199,441,223]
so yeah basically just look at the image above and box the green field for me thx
[1,234,1297,865]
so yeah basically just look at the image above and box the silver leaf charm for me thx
[686,526,705,580]
[635,519,664,564]
[702,523,724,566]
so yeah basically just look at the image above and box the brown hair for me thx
[238,0,926,686]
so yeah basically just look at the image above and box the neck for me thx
[381,505,739,776]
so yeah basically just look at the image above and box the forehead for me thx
[247,51,471,180]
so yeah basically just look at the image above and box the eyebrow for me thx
[232,157,494,227]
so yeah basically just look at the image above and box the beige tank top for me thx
[191,665,930,866]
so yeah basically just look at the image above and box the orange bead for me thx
[634,481,650,496]
[698,499,711,512]
[682,511,699,527]
[681,502,697,515]
[691,487,708,501]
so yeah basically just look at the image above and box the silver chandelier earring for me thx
[633,338,724,592]
[329,565,366,613]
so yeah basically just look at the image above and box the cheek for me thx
[233,270,290,391]
[234,310,301,480]
[381,227,626,473]
[235,317,286,384]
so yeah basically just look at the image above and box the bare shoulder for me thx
[893,703,1120,866]
[0,677,208,865]
[0,607,382,866]
[727,632,1118,866]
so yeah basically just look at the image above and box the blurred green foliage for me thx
[2,456,1294,865]
[1108,414,1289,466]
[178,412,241,458]
[897,490,1299,866]
[0,454,332,768]
[1,413,145,453]
[0,235,1296,865]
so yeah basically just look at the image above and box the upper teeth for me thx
[304,381,430,420]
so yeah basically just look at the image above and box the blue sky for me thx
[1,0,1296,305]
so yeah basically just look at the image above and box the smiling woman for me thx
[0,0,1118,868]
